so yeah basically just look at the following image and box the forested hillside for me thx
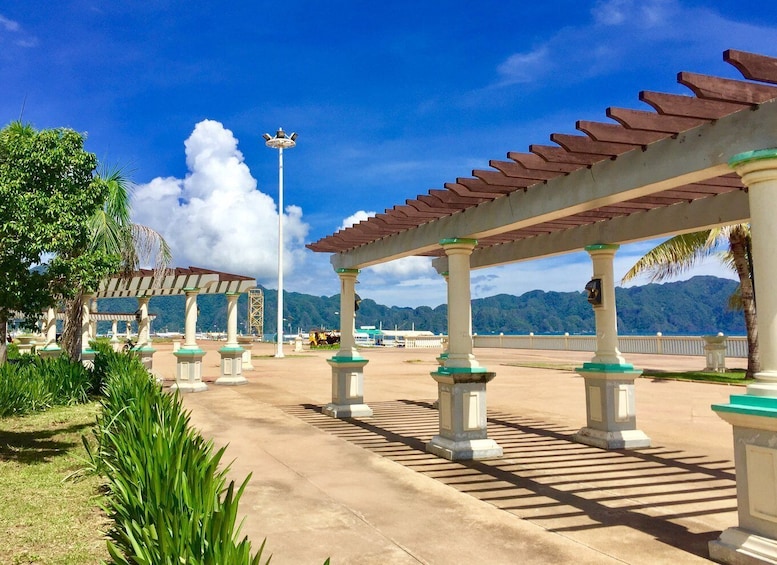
[95,276,744,336]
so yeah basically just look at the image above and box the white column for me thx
[217,292,246,385]
[44,307,57,349]
[442,239,480,369]
[90,297,98,343]
[81,293,93,354]
[173,287,207,392]
[225,293,239,348]
[183,288,199,350]
[136,296,151,348]
[324,268,372,419]
[710,150,777,565]
[336,268,359,358]
[733,152,777,395]
[586,244,627,366]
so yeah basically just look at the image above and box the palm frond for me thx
[621,231,719,283]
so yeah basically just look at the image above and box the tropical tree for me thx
[59,166,171,358]
[0,122,116,364]
[622,224,758,378]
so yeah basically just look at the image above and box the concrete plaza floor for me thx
[152,340,745,564]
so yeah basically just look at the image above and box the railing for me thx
[404,335,445,349]
[473,334,748,358]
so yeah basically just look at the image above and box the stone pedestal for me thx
[81,349,97,370]
[573,363,651,449]
[710,395,777,564]
[238,336,254,370]
[38,345,62,360]
[427,369,503,461]
[172,349,207,393]
[704,334,728,372]
[132,346,155,371]
[323,356,372,418]
[216,346,246,385]
[15,335,36,356]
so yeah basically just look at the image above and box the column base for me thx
[170,381,209,393]
[575,363,651,450]
[131,346,156,371]
[325,355,371,419]
[426,436,503,461]
[216,346,246,386]
[173,348,207,393]
[573,427,652,449]
[709,527,777,565]
[80,349,97,369]
[38,346,62,360]
[323,403,373,418]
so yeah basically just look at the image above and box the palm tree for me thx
[621,224,758,379]
[59,167,171,358]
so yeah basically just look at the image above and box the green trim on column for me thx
[224,291,241,296]
[174,348,205,357]
[713,394,777,418]
[328,355,369,363]
[729,148,777,168]
[440,271,449,277]
[435,366,488,375]
[182,287,200,292]
[335,268,360,274]
[440,237,477,246]
[584,243,620,252]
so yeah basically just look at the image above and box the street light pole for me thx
[263,128,297,358]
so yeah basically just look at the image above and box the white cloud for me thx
[496,47,552,86]
[494,0,777,88]
[131,119,309,285]
[0,15,20,32]
[339,209,375,231]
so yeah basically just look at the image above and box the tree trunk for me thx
[60,294,84,359]
[729,228,759,379]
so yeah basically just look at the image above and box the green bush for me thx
[89,353,269,564]
[0,355,95,417]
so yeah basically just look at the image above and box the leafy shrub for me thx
[0,355,95,417]
[89,353,270,564]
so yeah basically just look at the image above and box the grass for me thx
[641,368,748,385]
[501,361,749,385]
[0,403,108,564]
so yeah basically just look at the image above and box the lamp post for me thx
[263,127,297,358]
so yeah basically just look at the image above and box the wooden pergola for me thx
[309,49,776,270]
[306,49,777,565]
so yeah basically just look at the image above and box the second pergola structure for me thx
[94,266,256,391]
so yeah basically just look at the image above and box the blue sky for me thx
[2,1,777,307]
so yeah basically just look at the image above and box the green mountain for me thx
[95,275,744,337]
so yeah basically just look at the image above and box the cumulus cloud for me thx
[339,209,375,231]
[131,119,309,284]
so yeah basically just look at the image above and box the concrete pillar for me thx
[573,244,650,450]
[323,268,372,418]
[427,238,502,461]
[710,149,777,565]
[90,297,97,344]
[110,320,120,352]
[38,306,62,359]
[433,262,450,368]
[172,288,207,392]
[80,293,96,367]
[217,293,246,385]
[238,335,254,370]
[133,296,155,370]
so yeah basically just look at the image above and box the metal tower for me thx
[248,287,264,339]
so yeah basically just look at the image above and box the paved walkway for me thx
[151,341,744,564]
